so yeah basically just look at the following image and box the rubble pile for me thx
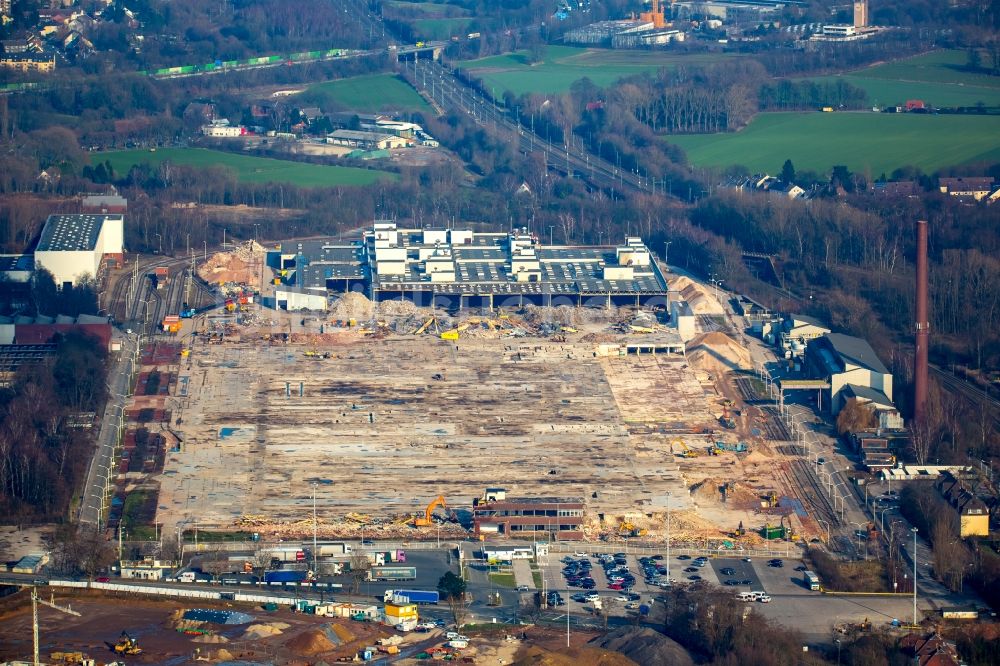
[668,276,725,314]
[686,331,752,372]
[197,240,266,285]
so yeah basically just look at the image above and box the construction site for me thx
[127,237,835,551]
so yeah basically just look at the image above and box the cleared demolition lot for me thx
[156,335,725,539]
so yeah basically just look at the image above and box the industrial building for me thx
[803,332,893,414]
[763,313,831,359]
[326,130,409,150]
[472,488,585,540]
[34,213,124,287]
[271,222,669,311]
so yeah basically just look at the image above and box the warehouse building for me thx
[34,214,124,288]
[271,222,669,311]
[472,488,585,541]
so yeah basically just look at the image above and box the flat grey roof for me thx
[36,214,116,252]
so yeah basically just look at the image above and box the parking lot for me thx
[504,549,923,639]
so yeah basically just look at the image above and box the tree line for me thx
[0,330,108,522]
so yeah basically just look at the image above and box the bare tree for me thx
[348,551,370,596]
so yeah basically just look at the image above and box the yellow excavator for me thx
[618,521,648,537]
[114,631,143,655]
[413,495,448,527]
[673,439,701,458]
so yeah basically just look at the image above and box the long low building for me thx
[270,222,670,311]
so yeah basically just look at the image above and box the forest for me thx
[0,330,108,522]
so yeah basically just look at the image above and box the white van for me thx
[177,571,196,583]
[750,591,765,601]
[737,592,753,602]
[758,594,772,603]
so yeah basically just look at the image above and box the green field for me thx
[668,112,1000,175]
[102,148,395,187]
[800,50,1000,109]
[306,74,430,112]
[413,17,472,40]
[384,0,469,15]
[460,45,733,96]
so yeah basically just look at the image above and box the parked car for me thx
[677,555,691,560]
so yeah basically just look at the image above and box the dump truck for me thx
[383,589,439,604]
[367,566,416,582]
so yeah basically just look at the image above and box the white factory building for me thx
[34,213,124,287]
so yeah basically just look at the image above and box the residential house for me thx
[724,174,805,199]
[0,52,55,72]
[900,632,961,666]
[872,180,918,197]
[803,333,893,415]
[936,471,989,538]
[938,176,994,201]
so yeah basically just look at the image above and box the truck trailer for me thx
[264,570,308,584]
[367,566,416,581]
[383,589,439,604]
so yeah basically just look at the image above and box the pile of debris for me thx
[669,276,725,314]
[685,331,752,372]
[197,240,266,285]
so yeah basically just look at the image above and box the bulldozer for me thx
[113,631,143,655]
[761,491,779,509]
[413,495,449,527]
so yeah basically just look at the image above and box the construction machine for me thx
[719,407,736,429]
[761,491,779,509]
[114,631,143,656]
[413,317,436,335]
[413,495,448,527]
[618,521,648,538]
[672,439,701,458]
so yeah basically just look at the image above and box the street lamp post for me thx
[312,483,318,575]
[666,492,671,583]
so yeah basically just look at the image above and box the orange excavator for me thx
[413,495,449,527]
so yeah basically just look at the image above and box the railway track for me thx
[786,458,840,529]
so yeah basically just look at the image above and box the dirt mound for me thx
[197,240,266,285]
[192,633,229,643]
[690,479,723,503]
[591,627,694,666]
[242,622,289,640]
[331,623,355,643]
[685,331,751,372]
[668,276,724,314]
[215,648,234,661]
[284,628,334,655]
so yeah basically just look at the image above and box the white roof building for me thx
[34,213,124,287]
